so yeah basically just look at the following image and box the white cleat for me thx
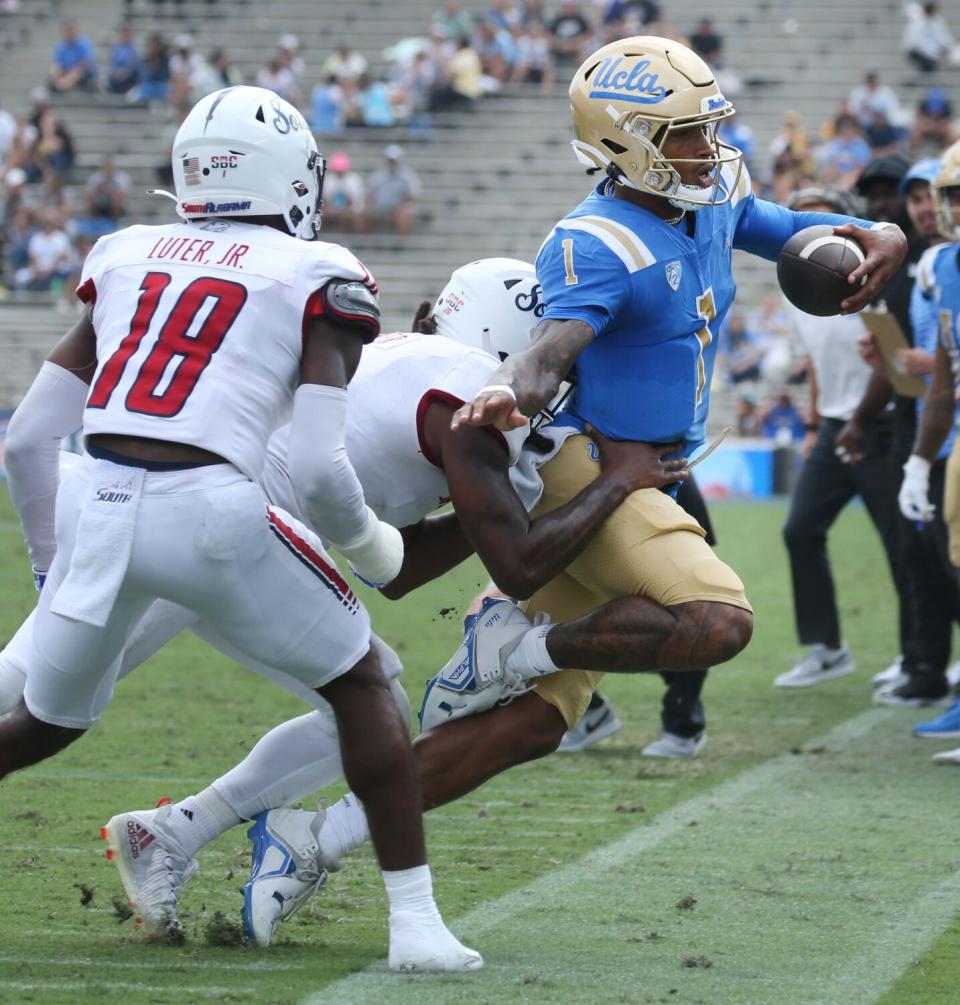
[932,746,960,764]
[419,598,533,731]
[872,655,906,690]
[641,730,707,759]
[101,800,198,938]
[388,912,483,972]
[774,644,856,688]
[242,806,341,947]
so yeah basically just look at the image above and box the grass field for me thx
[1,491,959,1004]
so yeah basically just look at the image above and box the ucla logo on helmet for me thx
[588,56,668,104]
[701,94,728,113]
[665,260,682,291]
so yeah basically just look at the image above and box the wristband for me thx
[479,384,517,401]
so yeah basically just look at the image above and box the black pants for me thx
[899,457,960,679]
[783,417,905,648]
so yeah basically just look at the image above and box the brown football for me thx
[776,225,866,317]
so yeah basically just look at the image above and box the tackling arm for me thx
[290,312,403,586]
[5,312,97,578]
[450,318,594,432]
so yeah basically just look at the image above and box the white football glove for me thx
[898,455,935,522]
[334,506,404,589]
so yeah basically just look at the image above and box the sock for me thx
[319,792,370,860]
[504,625,561,680]
[212,711,344,820]
[382,864,440,921]
[164,786,242,857]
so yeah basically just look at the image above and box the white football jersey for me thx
[261,332,527,529]
[79,220,376,479]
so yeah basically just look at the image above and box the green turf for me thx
[0,493,957,1004]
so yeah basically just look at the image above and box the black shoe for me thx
[875,676,951,707]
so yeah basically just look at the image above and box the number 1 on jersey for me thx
[694,288,716,406]
[88,272,247,417]
[561,238,579,286]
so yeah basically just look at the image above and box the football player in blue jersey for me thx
[441,35,907,735]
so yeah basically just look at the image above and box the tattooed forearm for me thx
[544,598,753,672]
[490,319,593,417]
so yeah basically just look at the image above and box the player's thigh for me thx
[535,437,750,611]
[521,571,605,730]
[943,440,960,566]
[178,492,372,690]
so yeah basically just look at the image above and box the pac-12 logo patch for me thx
[665,260,682,291]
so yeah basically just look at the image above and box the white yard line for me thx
[0,954,298,972]
[303,706,960,1005]
[0,980,250,997]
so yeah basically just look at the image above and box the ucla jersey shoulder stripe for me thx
[723,161,751,209]
[558,215,656,273]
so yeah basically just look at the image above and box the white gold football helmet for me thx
[569,35,742,211]
[170,86,324,239]
[933,141,960,241]
[432,258,544,360]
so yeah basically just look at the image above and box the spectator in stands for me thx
[766,110,815,202]
[50,20,98,94]
[475,18,516,82]
[598,0,660,29]
[106,24,140,96]
[864,109,906,157]
[364,144,420,236]
[310,75,346,134]
[14,210,72,292]
[719,313,764,385]
[433,0,474,43]
[169,34,204,108]
[257,56,300,106]
[484,0,521,30]
[549,0,591,64]
[0,106,16,171]
[134,33,171,107]
[815,113,872,190]
[433,37,484,109]
[736,393,763,438]
[1,167,27,228]
[348,74,394,127]
[902,1,955,73]
[196,49,243,95]
[846,70,902,132]
[510,21,555,87]
[388,50,436,126]
[322,151,365,232]
[6,205,35,277]
[78,157,130,237]
[24,108,74,185]
[519,0,548,26]
[321,44,368,90]
[909,87,958,154]
[277,34,305,90]
[760,391,805,444]
[688,17,724,66]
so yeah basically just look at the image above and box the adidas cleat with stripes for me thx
[242,807,341,948]
[100,799,198,938]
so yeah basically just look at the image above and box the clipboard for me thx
[860,309,928,399]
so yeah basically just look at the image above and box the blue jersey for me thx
[537,167,874,452]
[912,243,957,460]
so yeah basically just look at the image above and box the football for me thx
[776,225,866,317]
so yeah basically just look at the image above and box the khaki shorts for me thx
[522,435,751,729]
[944,438,960,567]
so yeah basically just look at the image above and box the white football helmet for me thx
[569,36,742,211]
[171,86,324,239]
[432,258,544,360]
[933,141,960,241]
[433,258,570,425]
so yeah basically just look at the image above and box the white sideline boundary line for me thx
[303,707,959,1005]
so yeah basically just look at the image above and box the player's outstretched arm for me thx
[379,512,477,600]
[450,319,593,432]
[437,404,687,599]
[5,312,97,583]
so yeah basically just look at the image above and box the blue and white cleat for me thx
[242,807,341,947]
[418,598,533,732]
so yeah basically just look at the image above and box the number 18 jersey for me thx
[78,219,377,479]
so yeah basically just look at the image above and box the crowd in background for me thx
[0,0,958,387]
